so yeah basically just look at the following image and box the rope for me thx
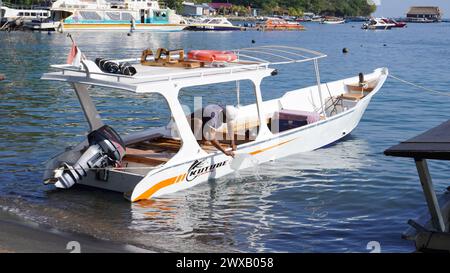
[389,74,450,97]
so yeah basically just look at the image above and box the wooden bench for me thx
[123,147,171,166]
[340,92,366,101]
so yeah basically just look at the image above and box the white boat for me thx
[49,0,187,32]
[184,17,242,31]
[0,5,50,22]
[362,18,395,30]
[321,17,346,24]
[41,45,388,202]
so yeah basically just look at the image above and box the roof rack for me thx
[42,46,327,92]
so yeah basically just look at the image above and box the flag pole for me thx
[67,33,75,44]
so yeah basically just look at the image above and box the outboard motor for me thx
[53,125,126,189]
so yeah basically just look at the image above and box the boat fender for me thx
[187,50,238,63]
[96,58,120,74]
[119,62,137,76]
[95,58,137,76]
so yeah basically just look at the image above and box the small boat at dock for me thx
[321,17,345,24]
[256,18,305,31]
[381,18,407,28]
[184,17,242,31]
[41,45,388,202]
[362,18,395,30]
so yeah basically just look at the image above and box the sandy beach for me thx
[0,210,152,253]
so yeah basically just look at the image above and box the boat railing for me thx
[235,45,327,65]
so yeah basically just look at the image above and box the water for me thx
[1,22,450,252]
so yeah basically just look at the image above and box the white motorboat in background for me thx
[185,17,242,31]
[321,17,346,24]
[362,18,395,30]
[41,45,388,202]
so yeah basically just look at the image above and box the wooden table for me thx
[385,120,450,232]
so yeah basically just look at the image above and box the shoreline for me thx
[0,210,153,253]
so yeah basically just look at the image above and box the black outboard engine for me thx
[54,125,126,189]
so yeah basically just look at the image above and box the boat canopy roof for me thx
[41,46,327,93]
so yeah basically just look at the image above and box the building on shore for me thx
[406,6,442,22]
[181,2,215,17]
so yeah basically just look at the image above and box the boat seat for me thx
[340,93,365,101]
[346,84,375,92]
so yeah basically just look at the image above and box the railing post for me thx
[313,59,326,118]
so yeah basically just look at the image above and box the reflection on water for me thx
[2,23,450,252]
[128,137,375,252]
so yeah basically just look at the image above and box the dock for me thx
[385,120,450,252]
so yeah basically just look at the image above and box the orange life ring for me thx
[187,50,238,63]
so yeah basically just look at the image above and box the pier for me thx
[385,120,450,252]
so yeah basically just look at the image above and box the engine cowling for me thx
[53,125,126,189]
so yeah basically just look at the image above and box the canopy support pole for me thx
[313,59,326,118]
[72,83,104,131]
[236,80,240,106]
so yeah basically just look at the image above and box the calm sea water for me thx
[1,22,450,252]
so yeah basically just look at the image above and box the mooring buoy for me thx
[342,48,349,54]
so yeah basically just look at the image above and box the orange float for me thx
[187,50,238,62]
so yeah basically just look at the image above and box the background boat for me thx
[50,0,186,32]
[184,17,242,31]
[256,18,305,31]
[321,17,346,24]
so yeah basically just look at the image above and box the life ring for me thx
[187,50,238,63]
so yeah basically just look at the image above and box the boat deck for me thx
[123,135,255,169]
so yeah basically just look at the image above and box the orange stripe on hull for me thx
[133,173,187,202]
[133,139,293,202]
[249,139,294,156]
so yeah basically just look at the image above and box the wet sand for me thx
[0,211,153,253]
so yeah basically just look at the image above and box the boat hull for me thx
[46,67,387,202]
[321,20,345,24]
[128,68,388,201]
[184,25,242,31]
[258,25,305,31]
[60,23,187,32]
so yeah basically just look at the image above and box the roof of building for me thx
[407,6,442,15]
[208,3,233,9]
